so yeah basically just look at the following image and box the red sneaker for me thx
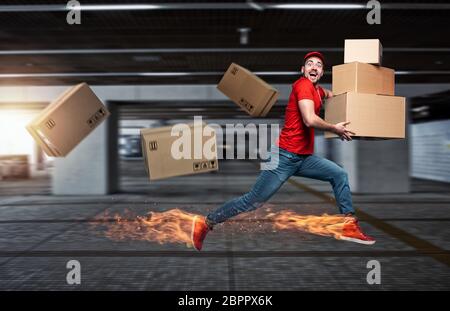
[191,216,211,251]
[340,217,376,245]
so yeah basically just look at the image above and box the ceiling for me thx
[0,0,449,85]
[114,100,287,120]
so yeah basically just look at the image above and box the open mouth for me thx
[309,71,318,78]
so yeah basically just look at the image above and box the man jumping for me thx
[191,52,375,250]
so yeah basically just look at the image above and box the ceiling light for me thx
[76,5,161,11]
[411,106,429,112]
[237,28,251,45]
[247,0,264,11]
[179,108,206,112]
[132,55,161,62]
[270,4,365,9]
[255,71,307,76]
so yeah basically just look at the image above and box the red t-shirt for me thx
[277,77,325,155]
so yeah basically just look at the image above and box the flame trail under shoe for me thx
[91,207,348,247]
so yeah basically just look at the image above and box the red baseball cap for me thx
[304,51,325,65]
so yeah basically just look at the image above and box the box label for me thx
[87,107,107,128]
[193,160,217,171]
[45,119,56,129]
[149,141,158,151]
[239,98,254,113]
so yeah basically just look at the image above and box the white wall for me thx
[410,120,450,183]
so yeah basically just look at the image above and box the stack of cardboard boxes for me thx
[325,39,406,139]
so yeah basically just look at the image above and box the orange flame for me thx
[91,208,347,248]
[92,208,198,247]
[265,210,345,239]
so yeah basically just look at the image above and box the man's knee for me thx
[332,168,348,183]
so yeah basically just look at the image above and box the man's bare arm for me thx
[298,99,354,140]
[298,99,335,131]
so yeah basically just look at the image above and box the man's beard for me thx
[304,72,320,85]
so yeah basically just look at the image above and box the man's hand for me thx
[333,121,355,141]
[323,88,333,99]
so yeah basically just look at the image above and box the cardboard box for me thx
[26,83,110,157]
[0,155,29,180]
[324,92,405,139]
[333,62,395,96]
[344,39,383,65]
[140,123,218,180]
[217,63,279,117]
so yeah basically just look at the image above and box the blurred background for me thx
[0,0,449,291]
[0,0,449,193]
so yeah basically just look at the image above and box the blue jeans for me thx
[206,146,354,225]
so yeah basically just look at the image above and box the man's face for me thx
[302,56,324,84]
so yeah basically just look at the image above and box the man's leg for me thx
[293,155,354,215]
[293,155,376,245]
[192,147,298,251]
[206,152,298,226]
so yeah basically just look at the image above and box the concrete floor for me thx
[0,159,449,290]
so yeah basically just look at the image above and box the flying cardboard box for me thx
[141,122,218,180]
[217,63,279,117]
[333,62,395,96]
[324,92,405,139]
[344,39,383,65]
[26,83,110,157]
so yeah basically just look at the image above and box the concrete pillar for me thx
[106,103,119,193]
[328,99,410,194]
[314,134,326,158]
[52,103,118,195]
[34,142,44,171]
